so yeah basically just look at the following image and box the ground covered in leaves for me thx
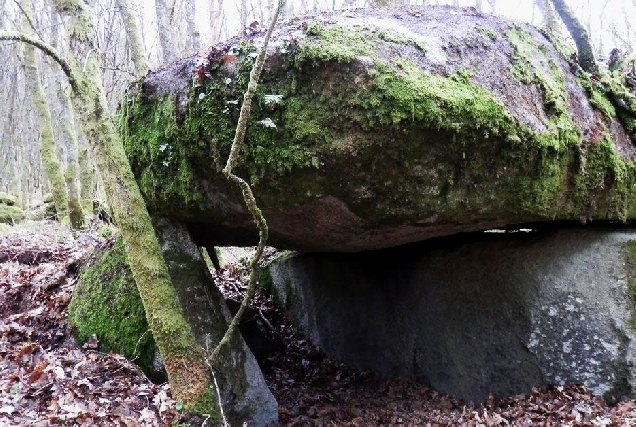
[2,220,636,426]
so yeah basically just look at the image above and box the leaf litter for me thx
[2,220,636,426]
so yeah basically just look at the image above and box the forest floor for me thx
[2,220,636,426]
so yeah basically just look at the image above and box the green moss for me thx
[184,387,220,421]
[296,25,376,64]
[575,72,617,119]
[67,237,158,377]
[507,26,570,120]
[0,192,17,206]
[377,29,426,52]
[479,27,497,40]
[0,204,24,224]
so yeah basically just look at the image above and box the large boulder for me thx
[267,228,636,402]
[122,6,636,252]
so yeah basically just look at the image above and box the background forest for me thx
[0,0,635,210]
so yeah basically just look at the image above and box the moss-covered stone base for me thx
[0,204,24,225]
[67,237,161,380]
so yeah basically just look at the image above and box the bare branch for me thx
[210,0,285,365]
[0,31,78,91]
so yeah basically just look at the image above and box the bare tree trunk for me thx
[536,0,560,35]
[115,0,149,75]
[240,0,248,29]
[210,0,224,43]
[549,0,598,73]
[50,6,85,228]
[183,0,200,50]
[155,0,176,62]
[488,0,496,13]
[476,0,483,12]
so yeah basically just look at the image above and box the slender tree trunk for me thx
[54,0,217,413]
[19,0,69,222]
[57,83,85,228]
[183,0,200,50]
[210,0,225,43]
[155,0,176,62]
[239,0,248,30]
[50,7,85,228]
[536,0,560,35]
[77,140,93,213]
[0,0,218,415]
[476,0,482,12]
[115,0,149,75]
[549,0,598,73]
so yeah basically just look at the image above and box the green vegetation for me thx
[0,192,17,206]
[478,27,497,40]
[67,237,158,377]
[0,204,24,225]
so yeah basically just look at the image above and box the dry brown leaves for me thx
[3,221,636,426]
[0,221,178,426]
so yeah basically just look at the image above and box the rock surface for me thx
[122,6,636,252]
[153,219,278,426]
[268,227,636,402]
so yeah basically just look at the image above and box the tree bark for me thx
[210,0,225,43]
[536,0,560,36]
[155,0,177,62]
[19,0,69,222]
[183,0,200,50]
[77,139,93,213]
[549,0,598,73]
[57,83,85,229]
[0,0,218,416]
[115,0,149,76]
[50,7,85,229]
[53,0,217,413]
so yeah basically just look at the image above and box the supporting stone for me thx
[268,228,636,402]
[153,218,278,426]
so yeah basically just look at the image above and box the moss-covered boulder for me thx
[0,192,17,206]
[0,204,24,225]
[121,6,636,252]
[67,237,163,381]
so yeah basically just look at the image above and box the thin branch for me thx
[0,31,78,92]
[12,0,44,40]
[210,0,284,364]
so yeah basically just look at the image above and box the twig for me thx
[209,0,285,365]
[204,335,228,427]
[0,31,78,92]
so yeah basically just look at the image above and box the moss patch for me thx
[0,192,17,206]
[0,204,24,225]
[67,237,159,378]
